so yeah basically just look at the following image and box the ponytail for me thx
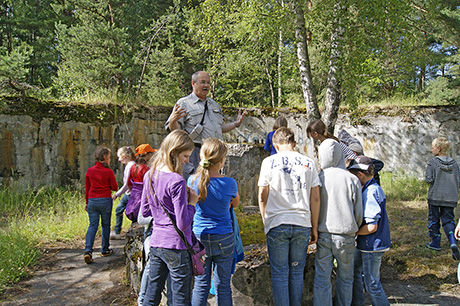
[192,138,227,202]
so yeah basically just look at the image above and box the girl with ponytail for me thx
[188,138,240,306]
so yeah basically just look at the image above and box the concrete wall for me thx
[1,96,460,205]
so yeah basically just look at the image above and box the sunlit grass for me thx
[381,171,428,202]
[0,186,130,293]
[236,210,265,246]
[381,173,460,292]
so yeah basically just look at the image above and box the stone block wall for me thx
[1,96,460,205]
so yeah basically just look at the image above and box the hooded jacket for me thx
[425,156,460,207]
[317,139,363,235]
[356,178,392,252]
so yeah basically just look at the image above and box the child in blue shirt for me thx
[188,138,240,306]
[264,116,288,155]
[348,156,391,306]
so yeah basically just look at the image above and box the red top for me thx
[128,163,150,187]
[85,162,118,204]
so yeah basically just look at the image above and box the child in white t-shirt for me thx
[258,127,320,306]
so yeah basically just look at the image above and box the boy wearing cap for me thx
[348,156,391,306]
[425,137,460,260]
[258,127,320,306]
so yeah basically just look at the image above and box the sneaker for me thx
[84,251,93,264]
[101,249,113,257]
[110,230,122,240]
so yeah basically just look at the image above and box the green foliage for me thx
[235,210,266,246]
[2,0,460,111]
[54,17,132,97]
[0,44,32,83]
[425,76,460,105]
[0,231,40,291]
[140,4,200,105]
[1,0,66,88]
[380,172,428,202]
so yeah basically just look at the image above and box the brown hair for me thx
[94,147,111,167]
[272,127,295,145]
[273,116,288,131]
[306,119,338,141]
[193,138,228,201]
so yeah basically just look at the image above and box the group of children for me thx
[84,130,241,306]
[259,122,391,306]
[83,116,460,306]
[83,143,156,263]
[261,117,459,306]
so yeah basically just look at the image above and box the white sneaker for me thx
[110,230,122,240]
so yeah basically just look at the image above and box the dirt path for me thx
[380,262,460,306]
[0,239,136,306]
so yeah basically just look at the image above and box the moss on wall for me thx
[0,96,172,126]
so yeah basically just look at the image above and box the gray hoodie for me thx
[426,156,460,207]
[318,139,363,235]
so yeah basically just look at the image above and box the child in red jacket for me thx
[84,147,118,264]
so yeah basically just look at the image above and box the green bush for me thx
[380,172,427,202]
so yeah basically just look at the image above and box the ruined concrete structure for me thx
[1,97,460,206]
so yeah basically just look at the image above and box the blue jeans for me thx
[428,204,456,238]
[313,233,355,306]
[192,232,235,306]
[143,247,192,306]
[114,194,130,234]
[138,235,151,306]
[352,250,389,306]
[85,197,112,253]
[266,224,311,306]
[138,236,172,306]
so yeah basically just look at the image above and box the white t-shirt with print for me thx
[258,151,320,235]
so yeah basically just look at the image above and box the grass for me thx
[381,172,460,292]
[236,210,266,246]
[2,172,460,296]
[0,186,131,294]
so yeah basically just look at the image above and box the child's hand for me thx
[309,228,318,245]
[112,194,117,200]
[455,223,460,240]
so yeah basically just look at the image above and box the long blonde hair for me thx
[149,130,194,175]
[193,138,228,201]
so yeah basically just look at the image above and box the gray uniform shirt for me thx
[165,92,224,143]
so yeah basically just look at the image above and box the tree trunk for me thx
[323,4,345,134]
[292,0,320,121]
[419,64,426,91]
[265,59,275,108]
[277,0,285,107]
[277,29,282,107]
